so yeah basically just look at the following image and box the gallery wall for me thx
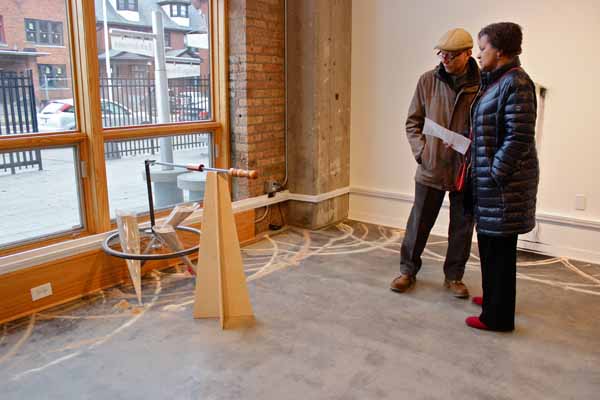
[350,0,600,262]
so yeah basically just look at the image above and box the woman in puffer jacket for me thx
[466,22,539,331]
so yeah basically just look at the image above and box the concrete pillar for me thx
[286,0,351,229]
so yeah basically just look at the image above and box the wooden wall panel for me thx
[0,210,255,324]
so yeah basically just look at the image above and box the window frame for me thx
[0,15,6,44]
[0,0,229,256]
[24,18,64,46]
[130,63,149,79]
[170,3,189,18]
[38,64,68,89]
[116,0,139,12]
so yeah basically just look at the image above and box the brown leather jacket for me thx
[406,58,480,191]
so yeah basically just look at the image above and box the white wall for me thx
[350,0,600,262]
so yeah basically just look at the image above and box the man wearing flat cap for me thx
[390,28,480,298]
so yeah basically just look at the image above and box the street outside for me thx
[0,144,210,248]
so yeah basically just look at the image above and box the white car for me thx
[37,99,76,132]
[37,99,151,132]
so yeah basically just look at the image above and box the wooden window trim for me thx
[0,0,229,255]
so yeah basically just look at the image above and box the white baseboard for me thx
[350,186,600,264]
[348,210,408,230]
[0,187,352,276]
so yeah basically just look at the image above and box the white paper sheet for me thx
[422,118,471,155]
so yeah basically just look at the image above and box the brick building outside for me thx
[0,0,210,111]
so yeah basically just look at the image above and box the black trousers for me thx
[400,182,474,280]
[477,233,518,331]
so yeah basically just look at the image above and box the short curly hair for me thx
[478,22,523,57]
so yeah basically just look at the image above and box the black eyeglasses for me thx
[436,50,464,61]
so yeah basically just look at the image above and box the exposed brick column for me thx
[228,0,285,202]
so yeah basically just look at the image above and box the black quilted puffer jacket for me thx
[470,58,539,236]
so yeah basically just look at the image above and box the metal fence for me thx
[105,134,209,160]
[0,71,43,174]
[99,75,211,127]
[0,151,43,175]
[0,70,38,134]
[0,72,210,173]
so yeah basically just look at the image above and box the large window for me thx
[105,133,213,219]
[97,0,211,129]
[1,9,74,135]
[0,0,223,253]
[0,146,84,248]
[116,0,138,11]
[130,64,149,80]
[38,64,68,89]
[25,19,64,46]
[170,4,189,18]
[1,1,79,250]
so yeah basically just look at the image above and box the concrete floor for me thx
[1,221,599,399]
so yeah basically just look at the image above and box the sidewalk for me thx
[0,144,210,248]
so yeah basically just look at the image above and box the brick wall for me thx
[1,0,71,106]
[228,0,285,202]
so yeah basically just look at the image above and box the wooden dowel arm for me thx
[185,163,205,171]
[229,168,258,179]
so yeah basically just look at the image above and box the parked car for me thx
[99,100,151,127]
[37,99,76,132]
[177,98,210,121]
[37,99,151,132]
[172,91,205,107]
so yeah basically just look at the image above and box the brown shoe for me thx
[444,280,469,298]
[390,275,416,293]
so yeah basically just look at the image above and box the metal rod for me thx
[149,160,229,173]
[145,159,156,228]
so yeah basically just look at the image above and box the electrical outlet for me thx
[31,282,53,301]
[265,180,281,197]
[575,194,586,211]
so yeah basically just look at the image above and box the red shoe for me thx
[472,296,482,306]
[465,316,490,330]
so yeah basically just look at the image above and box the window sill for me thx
[25,43,66,49]
[0,191,291,275]
[0,188,354,276]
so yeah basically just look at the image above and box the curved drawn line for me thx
[517,274,600,296]
[37,313,131,320]
[0,314,35,365]
[13,274,163,380]
[48,337,108,353]
[560,258,600,285]
[247,235,281,282]
[13,352,82,380]
[0,325,7,345]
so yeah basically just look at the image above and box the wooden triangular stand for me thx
[193,172,254,329]
[115,212,142,305]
